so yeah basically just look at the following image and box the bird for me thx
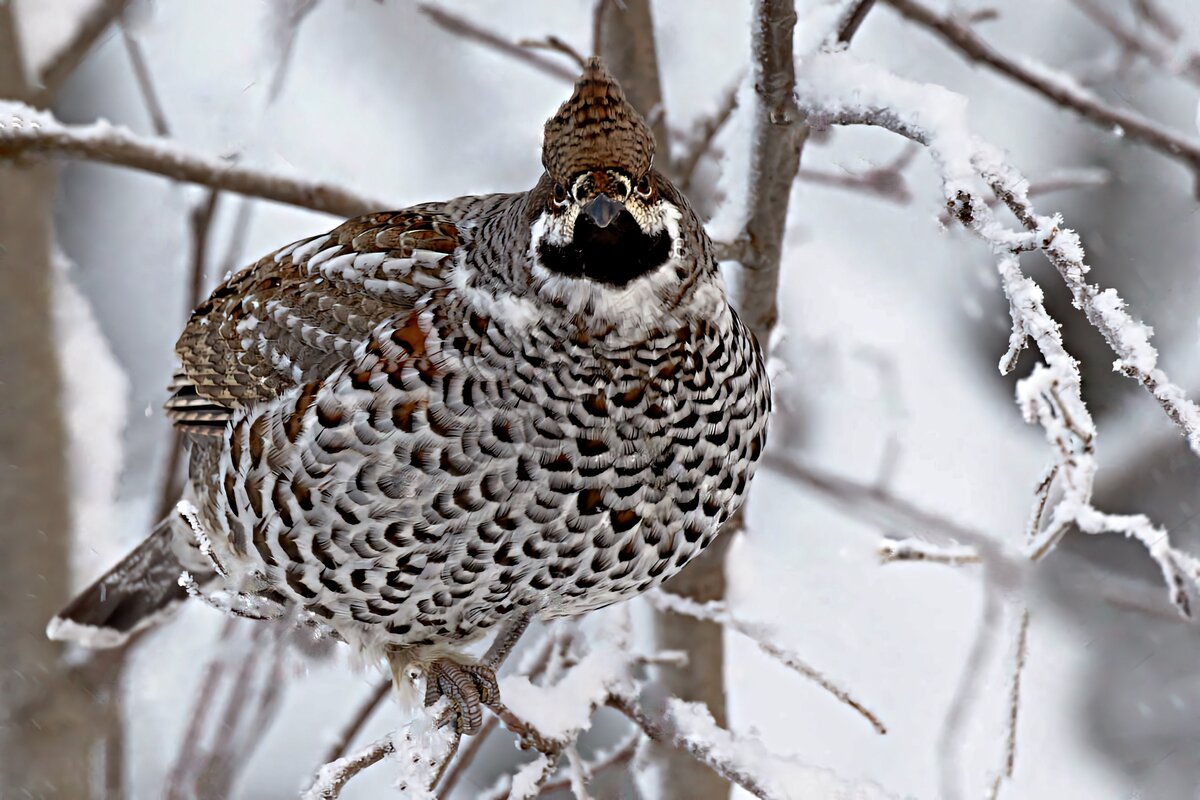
[49,58,771,734]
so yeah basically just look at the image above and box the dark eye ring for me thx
[552,182,567,204]
[636,175,652,197]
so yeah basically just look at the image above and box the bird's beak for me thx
[582,193,623,228]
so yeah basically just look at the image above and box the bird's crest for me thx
[542,58,654,180]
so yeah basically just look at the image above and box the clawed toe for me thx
[423,658,499,735]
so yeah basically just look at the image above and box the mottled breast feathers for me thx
[166,208,463,433]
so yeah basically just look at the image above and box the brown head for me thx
[529,59,686,290]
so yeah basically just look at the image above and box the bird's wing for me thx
[167,206,462,433]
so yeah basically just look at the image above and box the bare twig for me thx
[36,0,130,100]
[518,36,589,70]
[881,0,1200,187]
[266,0,321,102]
[417,4,575,82]
[1131,0,1183,42]
[988,609,1031,800]
[0,102,386,216]
[939,571,1003,800]
[216,196,257,278]
[590,0,611,57]
[1069,0,1200,85]
[677,81,740,193]
[836,0,880,44]
[119,23,170,137]
[796,142,919,204]
[164,619,238,800]
[320,678,391,768]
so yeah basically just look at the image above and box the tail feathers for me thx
[48,517,191,648]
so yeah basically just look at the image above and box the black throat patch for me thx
[537,209,672,287]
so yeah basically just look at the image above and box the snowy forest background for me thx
[3,0,1200,798]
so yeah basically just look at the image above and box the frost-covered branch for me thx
[302,735,396,800]
[879,537,982,566]
[610,695,903,800]
[879,0,1200,188]
[0,101,387,216]
[795,49,1200,615]
[538,731,638,796]
[647,591,887,735]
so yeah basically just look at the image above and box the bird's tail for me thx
[47,515,194,648]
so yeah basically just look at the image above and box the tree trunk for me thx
[0,6,125,797]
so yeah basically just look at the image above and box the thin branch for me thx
[607,696,774,800]
[36,0,130,100]
[988,609,1031,800]
[302,735,395,800]
[0,101,386,217]
[881,0,1200,187]
[119,23,170,137]
[796,143,919,204]
[518,36,589,71]
[836,0,880,44]
[164,618,238,800]
[319,678,391,768]
[417,5,576,82]
[216,197,257,279]
[1069,0,1200,85]
[938,570,1003,800]
[677,81,740,193]
[435,714,498,797]
[647,592,887,735]
[763,455,1010,566]
[590,0,611,57]
[1130,0,1183,42]
[266,0,321,102]
[538,731,639,795]
[879,537,982,566]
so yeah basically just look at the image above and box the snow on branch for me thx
[647,591,887,735]
[794,48,1200,616]
[879,0,1200,189]
[302,735,396,800]
[611,695,903,800]
[0,101,387,217]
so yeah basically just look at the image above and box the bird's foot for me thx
[423,658,499,735]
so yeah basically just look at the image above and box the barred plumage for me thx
[51,59,770,733]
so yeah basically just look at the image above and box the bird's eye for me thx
[636,175,653,198]
[552,182,567,204]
